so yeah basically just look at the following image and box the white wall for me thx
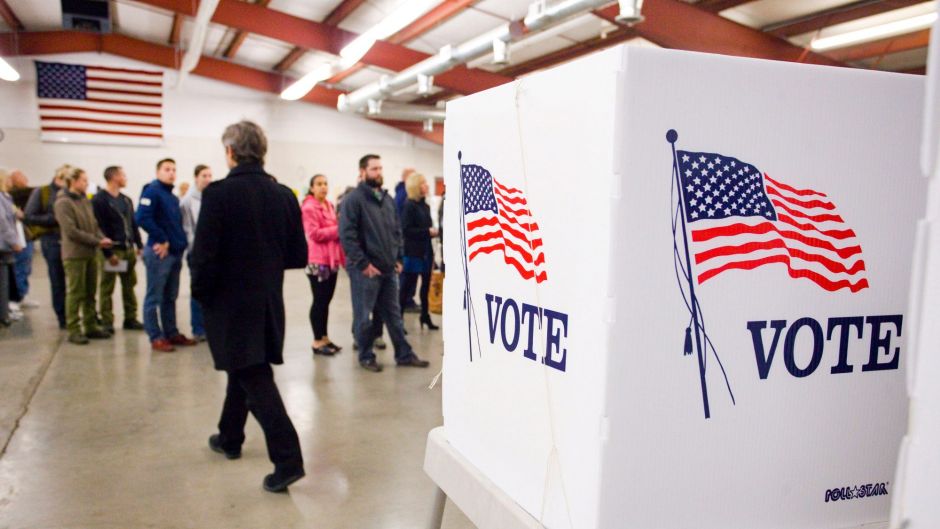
[0,53,443,200]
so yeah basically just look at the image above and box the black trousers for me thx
[40,237,66,327]
[217,363,303,472]
[307,272,338,340]
[400,268,431,317]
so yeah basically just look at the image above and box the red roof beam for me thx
[498,26,637,77]
[694,0,755,13]
[168,13,183,45]
[594,0,845,67]
[223,0,272,59]
[824,27,931,62]
[765,0,927,39]
[0,0,24,31]
[274,46,306,71]
[323,0,369,26]
[329,0,479,86]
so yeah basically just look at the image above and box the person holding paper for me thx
[180,164,213,342]
[92,166,144,334]
[191,120,307,493]
[54,168,113,345]
[136,158,197,353]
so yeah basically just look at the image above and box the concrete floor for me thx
[0,256,474,529]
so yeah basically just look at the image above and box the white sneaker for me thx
[9,302,19,312]
[19,298,39,309]
[8,310,23,321]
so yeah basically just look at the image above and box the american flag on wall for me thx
[35,61,164,146]
[462,163,547,283]
[677,150,868,293]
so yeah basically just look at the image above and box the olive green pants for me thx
[63,257,99,336]
[98,248,138,326]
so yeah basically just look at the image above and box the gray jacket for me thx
[180,187,202,248]
[0,192,19,253]
[339,182,403,273]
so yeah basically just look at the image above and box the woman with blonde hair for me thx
[399,172,438,330]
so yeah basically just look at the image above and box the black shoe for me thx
[312,345,336,356]
[123,320,145,330]
[86,329,111,339]
[67,333,89,345]
[397,355,430,368]
[102,325,115,334]
[420,314,439,330]
[325,342,342,353]
[359,359,384,372]
[262,468,305,493]
[208,434,241,460]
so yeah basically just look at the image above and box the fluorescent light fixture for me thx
[280,63,334,100]
[0,57,20,82]
[811,12,938,51]
[283,1,436,101]
[339,0,438,64]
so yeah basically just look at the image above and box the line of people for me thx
[0,160,208,348]
[3,120,441,493]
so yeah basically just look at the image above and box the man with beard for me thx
[338,154,429,373]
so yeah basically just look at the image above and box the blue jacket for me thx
[135,179,187,255]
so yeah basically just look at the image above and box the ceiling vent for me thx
[61,0,111,33]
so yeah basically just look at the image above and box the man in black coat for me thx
[191,120,307,493]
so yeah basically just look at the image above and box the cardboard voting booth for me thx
[888,12,940,529]
[441,45,925,529]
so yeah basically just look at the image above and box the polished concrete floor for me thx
[0,256,474,529]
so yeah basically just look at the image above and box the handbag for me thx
[428,270,444,314]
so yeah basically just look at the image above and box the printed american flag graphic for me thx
[678,150,868,292]
[462,164,547,283]
[35,61,164,146]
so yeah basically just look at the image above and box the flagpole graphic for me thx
[457,151,478,362]
[669,130,713,419]
[668,127,870,418]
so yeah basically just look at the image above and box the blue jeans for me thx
[40,237,66,327]
[13,239,33,298]
[142,247,182,341]
[186,255,204,336]
[347,267,414,363]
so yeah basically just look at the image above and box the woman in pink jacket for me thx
[302,174,346,356]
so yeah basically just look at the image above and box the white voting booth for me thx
[434,45,926,529]
[888,9,940,529]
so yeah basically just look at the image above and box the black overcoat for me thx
[190,163,307,371]
[400,198,432,258]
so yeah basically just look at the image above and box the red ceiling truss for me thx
[0,0,931,144]
[0,0,23,31]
